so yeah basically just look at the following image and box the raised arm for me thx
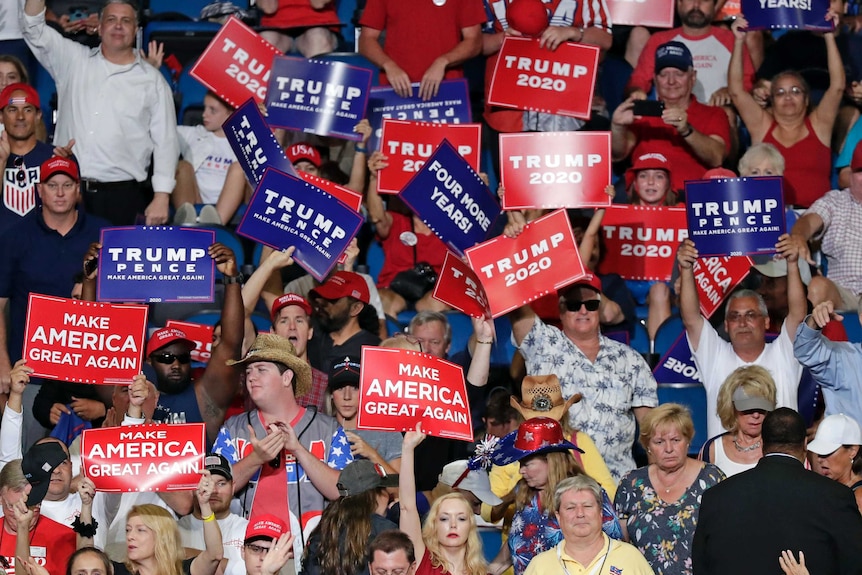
[676,239,705,350]
[611,98,638,162]
[789,212,824,265]
[465,317,494,388]
[366,151,394,239]
[242,246,295,316]
[190,471,224,575]
[776,234,808,341]
[196,244,244,445]
[399,426,427,562]
[809,11,846,143]
[728,17,771,141]
[346,120,372,194]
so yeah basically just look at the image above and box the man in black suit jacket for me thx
[693,408,862,575]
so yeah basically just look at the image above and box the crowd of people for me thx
[1,0,862,574]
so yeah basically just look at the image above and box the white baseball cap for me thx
[439,460,502,506]
[808,414,862,455]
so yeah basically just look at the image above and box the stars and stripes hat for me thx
[490,417,583,466]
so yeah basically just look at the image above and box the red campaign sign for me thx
[606,0,675,27]
[693,255,753,317]
[190,17,281,108]
[488,37,600,119]
[81,423,205,492]
[357,347,472,441]
[465,209,585,318]
[165,320,214,364]
[22,295,148,384]
[377,120,482,194]
[597,206,689,281]
[500,132,612,210]
[432,251,492,319]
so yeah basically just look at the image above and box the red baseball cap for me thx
[851,139,862,172]
[270,293,312,320]
[286,143,321,168]
[146,327,195,357]
[702,167,737,179]
[558,272,602,297]
[245,514,288,542]
[0,83,40,110]
[40,156,79,182]
[625,152,672,190]
[310,271,370,304]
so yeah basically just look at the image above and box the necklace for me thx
[654,466,685,494]
[733,437,762,452]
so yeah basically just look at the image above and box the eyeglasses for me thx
[13,156,25,185]
[244,543,272,556]
[150,352,192,364]
[44,181,77,192]
[564,299,600,312]
[773,86,805,98]
[726,311,762,323]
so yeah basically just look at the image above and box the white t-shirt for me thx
[177,125,236,204]
[178,513,248,575]
[690,321,802,437]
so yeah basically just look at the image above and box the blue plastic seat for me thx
[145,0,215,20]
[842,313,862,343]
[365,240,385,285]
[657,382,709,455]
[653,315,685,359]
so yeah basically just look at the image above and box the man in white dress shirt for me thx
[20,0,178,225]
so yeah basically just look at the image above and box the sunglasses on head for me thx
[151,352,192,365]
[564,299,600,312]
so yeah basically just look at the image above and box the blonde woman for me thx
[401,424,488,575]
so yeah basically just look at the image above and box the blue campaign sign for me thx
[236,168,363,281]
[685,177,785,258]
[223,98,296,186]
[399,139,500,257]
[98,227,216,303]
[652,333,702,385]
[265,56,372,140]
[367,79,472,151]
[741,0,832,30]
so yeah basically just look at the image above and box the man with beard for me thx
[132,243,244,446]
[0,83,54,228]
[177,453,249,575]
[306,272,381,374]
[627,0,756,106]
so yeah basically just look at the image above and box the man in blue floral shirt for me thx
[510,274,657,481]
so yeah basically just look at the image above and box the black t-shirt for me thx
[309,328,381,373]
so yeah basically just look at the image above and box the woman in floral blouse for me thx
[614,403,724,575]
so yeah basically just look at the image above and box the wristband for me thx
[72,516,99,537]
[202,513,216,522]
[477,340,493,345]
[679,124,694,138]
[222,273,244,285]
[355,145,369,154]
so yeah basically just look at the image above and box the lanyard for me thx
[556,538,611,575]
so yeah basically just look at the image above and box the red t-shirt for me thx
[483,0,612,133]
[360,0,486,84]
[627,27,756,102]
[629,97,731,192]
[0,516,76,575]
[762,118,832,208]
[260,0,340,29]
[377,212,447,288]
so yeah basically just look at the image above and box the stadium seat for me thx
[653,315,685,359]
[445,312,474,355]
[842,312,862,343]
[177,66,209,125]
[178,224,247,276]
[33,63,57,137]
[630,320,651,356]
[365,240,384,284]
[144,0,215,21]
[335,0,359,51]
[657,382,709,455]
[249,311,272,333]
[143,21,222,69]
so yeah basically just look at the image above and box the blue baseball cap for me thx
[655,41,693,72]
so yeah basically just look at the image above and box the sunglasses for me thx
[151,352,191,364]
[13,156,25,185]
[564,299,600,312]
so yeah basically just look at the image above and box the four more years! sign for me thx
[97,227,216,303]
[81,423,206,492]
[190,16,281,107]
[741,0,833,30]
[399,139,500,257]
[488,36,600,119]
[357,347,472,441]
[377,119,481,194]
[500,131,612,210]
[465,209,585,317]
[23,295,148,384]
